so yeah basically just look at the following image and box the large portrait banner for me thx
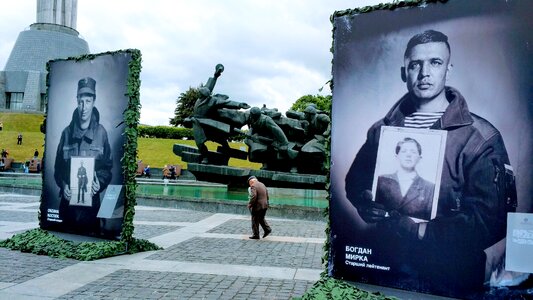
[329,0,532,298]
[40,51,137,240]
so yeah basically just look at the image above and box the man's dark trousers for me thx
[251,208,270,237]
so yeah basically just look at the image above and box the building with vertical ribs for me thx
[0,0,89,112]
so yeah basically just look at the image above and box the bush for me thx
[0,228,162,261]
[297,277,395,300]
[138,125,193,139]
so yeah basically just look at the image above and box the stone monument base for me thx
[173,144,326,189]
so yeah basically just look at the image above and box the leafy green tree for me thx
[169,87,200,127]
[290,94,332,114]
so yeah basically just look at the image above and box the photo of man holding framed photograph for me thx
[41,51,134,240]
[54,77,113,235]
[329,1,532,298]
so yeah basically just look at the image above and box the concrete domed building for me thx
[0,0,89,112]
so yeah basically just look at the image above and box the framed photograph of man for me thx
[372,126,446,222]
[40,50,138,240]
[69,157,95,207]
[328,0,532,298]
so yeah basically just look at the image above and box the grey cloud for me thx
[1,0,386,125]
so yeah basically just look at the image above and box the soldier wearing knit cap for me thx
[54,76,113,236]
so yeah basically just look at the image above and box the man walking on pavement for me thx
[247,176,272,239]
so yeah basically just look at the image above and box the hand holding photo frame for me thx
[69,157,95,207]
[372,126,446,222]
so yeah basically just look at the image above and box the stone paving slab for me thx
[134,209,213,223]
[56,269,315,300]
[0,221,39,240]
[0,210,38,222]
[0,194,40,203]
[0,248,77,284]
[146,237,323,269]
[207,218,326,238]
[133,224,182,240]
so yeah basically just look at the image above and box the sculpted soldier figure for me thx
[299,105,330,173]
[246,107,297,171]
[189,64,250,163]
[262,105,306,148]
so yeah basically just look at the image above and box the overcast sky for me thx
[1,0,386,125]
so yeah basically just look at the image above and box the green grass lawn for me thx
[0,112,44,132]
[0,112,46,163]
[0,131,45,162]
[138,138,261,169]
[0,112,261,170]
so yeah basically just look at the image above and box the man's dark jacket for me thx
[345,87,516,295]
[248,181,269,211]
[54,107,112,234]
[375,173,435,221]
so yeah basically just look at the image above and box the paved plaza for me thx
[0,193,326,299]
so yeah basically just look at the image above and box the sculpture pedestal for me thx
[173,144,326,189]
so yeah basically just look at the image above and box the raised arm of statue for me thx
[204,64,225,93]
[211,94,250,110]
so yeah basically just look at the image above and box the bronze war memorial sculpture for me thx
[174,64,329,188]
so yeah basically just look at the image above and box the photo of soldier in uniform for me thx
[41,52,133,239]
[69,157,95,207]
[53,76,113,235]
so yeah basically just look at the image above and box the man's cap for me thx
[77,77,96,96]
[247,176,257,183]
[304,105,317,114]
[249,107,261,117]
